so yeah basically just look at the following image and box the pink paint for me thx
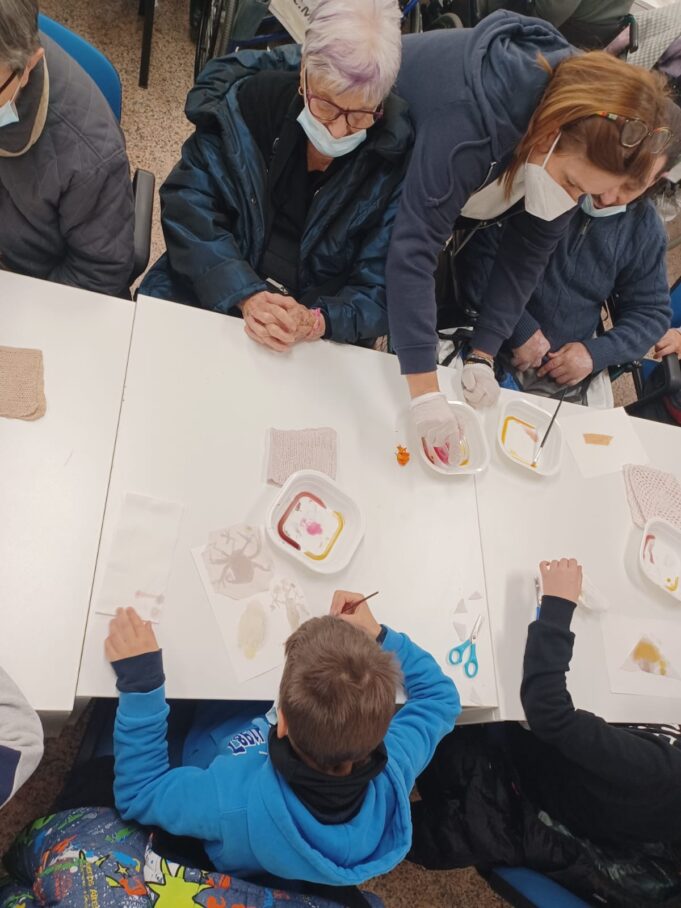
[303,520,324,536]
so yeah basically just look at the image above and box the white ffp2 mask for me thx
[524,134,578,221]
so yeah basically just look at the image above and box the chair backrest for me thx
[671,273,681,329]
[38,14,122,121]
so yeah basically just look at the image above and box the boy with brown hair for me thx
[106,592,459,885]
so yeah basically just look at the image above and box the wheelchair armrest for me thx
[131,168,155,283]
[625,353,681,415]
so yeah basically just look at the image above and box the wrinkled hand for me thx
[105,607,159,662]
[512,329,551,372]
[654,328,681,359]
[539,558,583,604]
[537,342,593,385]
[287,300,324,343]
[241,291,297,352]
[410,391,466,467]
[330,590,382,639]
[461,362,500,409]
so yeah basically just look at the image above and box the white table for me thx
[471,387,681,723]
[0,273,134,722]
[77,295,497,709]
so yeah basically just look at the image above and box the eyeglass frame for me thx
[0,69,19,97]
[591,111,673,154]
[299,70,383,131]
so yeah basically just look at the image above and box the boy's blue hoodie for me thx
[386,12,574,374]
[113,627,460,884]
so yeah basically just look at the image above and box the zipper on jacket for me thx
[473,160,498,194]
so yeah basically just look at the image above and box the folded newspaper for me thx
[269,0,314,43]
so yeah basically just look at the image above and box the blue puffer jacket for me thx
[140,46,413,344]
[458,200,671,372]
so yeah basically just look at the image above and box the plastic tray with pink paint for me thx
[266,470,365,574]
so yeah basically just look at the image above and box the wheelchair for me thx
[194,0,423,80]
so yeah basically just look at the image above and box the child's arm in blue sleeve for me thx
[113,685,222,840]
[382,627,460,792]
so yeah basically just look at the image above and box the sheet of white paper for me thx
[562,408,648,479]
[446,591,498,708]
[95,493,184,622]
[192,544,291,683]
[269,0,312,43]
[602,614,681,699]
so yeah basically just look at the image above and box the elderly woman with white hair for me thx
[140,0,412,350]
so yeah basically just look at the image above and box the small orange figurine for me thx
[395,444,410,466]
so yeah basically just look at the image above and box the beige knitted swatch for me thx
[624,463,681,531]
[267,427,337,486]
[0,346,46,420]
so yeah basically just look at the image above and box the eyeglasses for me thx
[594,111,673,155]
[300,72,383,131]
[0,70,18,96]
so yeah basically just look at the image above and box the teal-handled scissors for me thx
[447,615,483,678]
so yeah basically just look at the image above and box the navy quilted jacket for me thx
[459,200,671,372]
[140,46,413,344]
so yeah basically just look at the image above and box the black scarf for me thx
[268,727,387,825]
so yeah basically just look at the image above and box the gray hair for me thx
[302,0,402,107]
[0,0,39,72]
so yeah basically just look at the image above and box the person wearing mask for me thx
[455,100,681,400]
[140,0,412,351]
[386,11,671,469]
[0,0,134,296]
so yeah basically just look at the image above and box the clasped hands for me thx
[240,291,323,352]
[512,329,593,386]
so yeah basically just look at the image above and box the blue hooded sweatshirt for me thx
[387,11,574,374]
[113,627,460,884]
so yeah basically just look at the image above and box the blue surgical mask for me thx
[297,102,367,158]
[581,194,627,218]
[0,76,20,128]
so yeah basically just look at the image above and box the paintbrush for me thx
[341,591,379,615]
[531,387,568,468]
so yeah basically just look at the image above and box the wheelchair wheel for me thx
[195,0,238,79]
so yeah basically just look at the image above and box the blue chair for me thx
[483,868,592,908]
[38,14,122,119]
[38,14,155,283]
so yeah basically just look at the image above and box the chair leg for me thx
[139,0,155,88]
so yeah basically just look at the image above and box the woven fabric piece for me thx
[267,427,337,485]
[623,463,681,531]
[0,346,46,420]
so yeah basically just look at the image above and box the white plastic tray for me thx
[497,398,562,476]
[265,470,364,574]
[417,400,491,476]
[640,517,681,603]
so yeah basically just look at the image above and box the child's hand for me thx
[330,590,382,639]
[105,607,159,662]
[654,328,681,359]
[539,558,583,604]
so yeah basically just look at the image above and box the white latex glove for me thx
[410,391,465,467]
[461,361,500,409]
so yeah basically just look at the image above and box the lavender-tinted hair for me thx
[302,0,402,106]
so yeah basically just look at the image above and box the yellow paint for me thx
[304,511,344,561]
[665,576,679,593]
[501,415,538,468]
[633,639,668,676]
